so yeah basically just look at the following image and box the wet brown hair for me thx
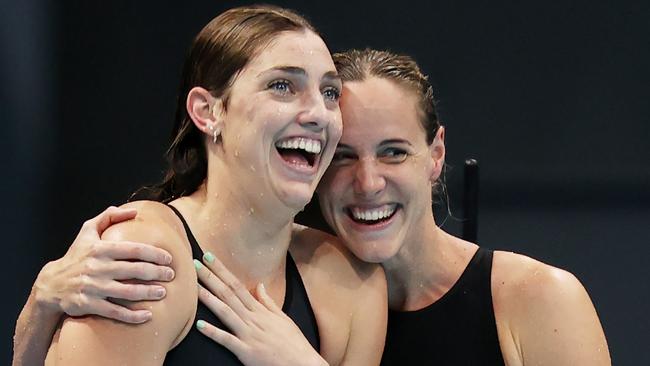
[133,5,316,202]
[332,48,440,144]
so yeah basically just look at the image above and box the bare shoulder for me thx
[492,251,587,311]
[47,201,197,365]
[103,200,189,250]
[492,251,610,365]
[289,223,385,286]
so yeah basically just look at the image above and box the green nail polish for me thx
[193,259,202,270]
[204,252,215,264]
[196,320,206,330]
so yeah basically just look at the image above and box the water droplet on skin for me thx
[231,251,235,256]
[259,192,264,197]
[250,207,255,214]
[257,251,262,256]
[270,247,274,252]
[234,150,240,157]
[154,331,159,336]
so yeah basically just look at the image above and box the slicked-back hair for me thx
[333,48,440,144]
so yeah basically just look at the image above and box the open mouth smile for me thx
[275,137,322,172]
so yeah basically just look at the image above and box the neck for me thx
[382,212,477,311]
[172,167,297,289]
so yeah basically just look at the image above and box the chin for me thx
[349,242,398,264]
[277,185,316,211]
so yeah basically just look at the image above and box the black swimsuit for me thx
[381,247,505,365]
[164,205,320,365]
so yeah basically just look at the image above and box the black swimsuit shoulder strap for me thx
[166,204,204,260]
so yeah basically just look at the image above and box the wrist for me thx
[31,260,63,314]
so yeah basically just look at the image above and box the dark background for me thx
[3,0,649,364]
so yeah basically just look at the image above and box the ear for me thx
[428,126,446,182]
[186,86,225,138]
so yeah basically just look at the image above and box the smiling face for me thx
[317,76,443,263]
[219,30,342,211]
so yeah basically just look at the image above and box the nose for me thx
[353,157,386,197]
[296,89,332,132]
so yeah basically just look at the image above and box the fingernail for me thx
[196,320,206,330]
[203,252,215,264]
[164,255,173,264]
[155,287,166,298]
[193,259,203,270]
[166,269,175,280]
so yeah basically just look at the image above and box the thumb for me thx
[256,283,282,313]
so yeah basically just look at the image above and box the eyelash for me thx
[268,80,340,102]
[322,86,341,101]
[332,148,409,164]
[268,79,293,96]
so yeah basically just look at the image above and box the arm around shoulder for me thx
[45,202,197,365]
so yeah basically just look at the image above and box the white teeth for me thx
[351,204,397,222]
[276,137,321,154]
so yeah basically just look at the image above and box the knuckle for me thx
[82,259,97,275]
[230,280,245,293]
[128,245,143,259]
[122,285,138,300]
[87,241,102,257]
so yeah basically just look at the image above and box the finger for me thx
[101,281,167,301]
[100,241,173,265]
[198,285,246,332]
[256,283,282,314]
[103,260,175,281]
[202,253,260,311]
[90,206,138,235]
[90,299,153,324]
[196,319,246,356]
[194,259,250,316]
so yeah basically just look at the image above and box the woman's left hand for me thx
[194,253,327,366]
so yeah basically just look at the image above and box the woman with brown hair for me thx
[13,6,386,365]
[317,48,610,365]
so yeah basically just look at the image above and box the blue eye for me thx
[323,86,341,101]
[268,80,293,95]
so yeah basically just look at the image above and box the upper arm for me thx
[503,258,610,365]
[340,264,387,366]
[47,202,197,365]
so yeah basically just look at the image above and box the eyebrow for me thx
[258,66,341,83]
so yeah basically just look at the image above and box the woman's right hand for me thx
[33,206,175,323]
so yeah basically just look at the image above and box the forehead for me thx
[241,30,335,76]
[339,77,424,145]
